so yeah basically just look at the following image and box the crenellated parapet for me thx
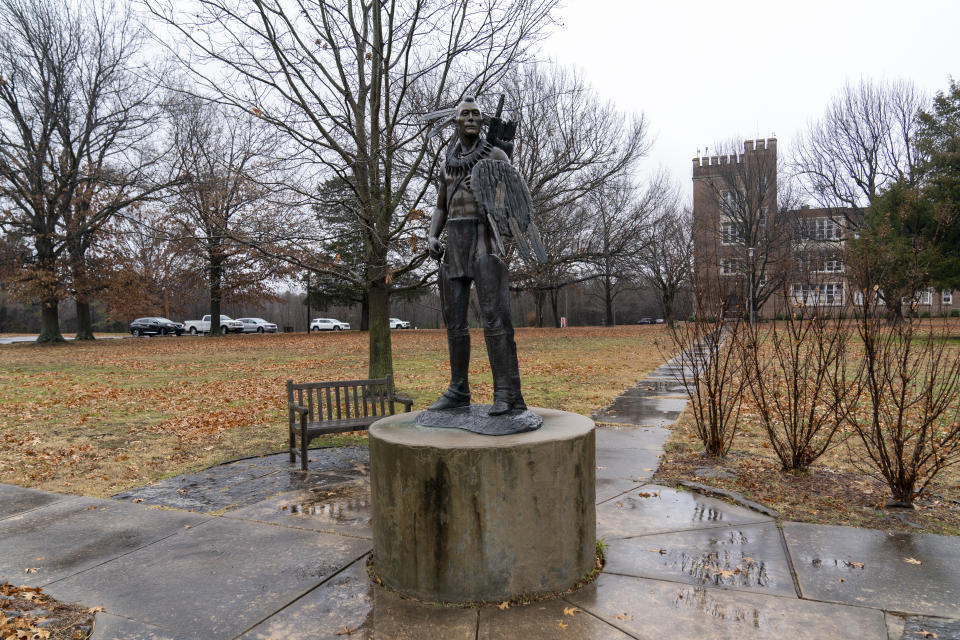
[692,138,777,176]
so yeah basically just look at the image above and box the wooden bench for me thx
[287,375,413,470]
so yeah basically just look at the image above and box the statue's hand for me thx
[428,236,444,260]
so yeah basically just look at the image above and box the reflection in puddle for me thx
[283,484,370,524]
[692,504,724,522]
[676,550,770,588]
[672,587,762,628]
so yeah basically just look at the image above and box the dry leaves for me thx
[904,557,923,565]
[613,613,633,621]
[562,607,578,616]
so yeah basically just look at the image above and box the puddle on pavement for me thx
[282,483,370,525]
[671,586,762,628]
[676,550,770,588]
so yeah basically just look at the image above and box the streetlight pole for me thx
[748,247,755,328]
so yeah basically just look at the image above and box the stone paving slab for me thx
[0,483,70,519]
[783,522,960,618]
[597,484,771,540]
[0,496,207,587]
[90,613,195,640]
[595,427,666,503]
[225,479,372,539]
[478,598,634,639]
[603,523,796,598]
[239,559,478,639]
[47,517,371,640]
[568,572,889,639]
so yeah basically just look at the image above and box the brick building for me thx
[691,138,958,318]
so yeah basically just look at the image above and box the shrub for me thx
[742,304,853,473]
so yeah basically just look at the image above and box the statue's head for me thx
[455,96,482,140]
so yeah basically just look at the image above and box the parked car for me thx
[183,315,244,335]
[389,318,411,329]
[655,318,665,324]
[309,318,350,331]
[129,317,184,337]
[637,317,654,325]
[237,317,278,333]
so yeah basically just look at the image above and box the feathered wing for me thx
[471,159,547,264]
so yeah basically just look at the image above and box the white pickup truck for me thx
[183,314,244,335]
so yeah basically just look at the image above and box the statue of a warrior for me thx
[425,96,546,417]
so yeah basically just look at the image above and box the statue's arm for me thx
[489,147,510,163]
[428,168,447,259]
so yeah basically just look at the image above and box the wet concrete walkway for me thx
[2,354,959,639]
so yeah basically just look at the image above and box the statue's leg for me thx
[475,254,526,416]
[428,268,472,411]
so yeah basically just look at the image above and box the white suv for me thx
[309,318,350,331]
[389,318,411,329]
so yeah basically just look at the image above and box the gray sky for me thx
[538,0,960,201]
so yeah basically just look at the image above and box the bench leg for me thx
[289,425,296,464]
[300,415,309,472]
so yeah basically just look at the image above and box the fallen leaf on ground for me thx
[557,621,568,630]
[563,607,578,616]
[919,631,938,638]
[904,557,923,565]
[615,502,623,508]
[646,548,667,554]
[88,606,104,613]
[613,613,633,620]
[335,625,359,636]
[24,567,38,574]
[497,601,509,610]
[844,560,864,569]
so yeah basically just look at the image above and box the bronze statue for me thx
[422,96,546,428]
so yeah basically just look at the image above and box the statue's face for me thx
[456,103,482,138]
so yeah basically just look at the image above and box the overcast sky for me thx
[537,0,960,201]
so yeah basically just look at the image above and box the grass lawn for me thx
[0,326,668,497]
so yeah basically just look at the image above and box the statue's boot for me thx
[429,330,471,410]
[485,330,527,416]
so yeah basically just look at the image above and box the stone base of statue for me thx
[369,408,596,603]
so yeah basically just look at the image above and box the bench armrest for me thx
[288,401,308,416]
[391,395,414,412]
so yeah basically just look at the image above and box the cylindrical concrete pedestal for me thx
[369,408,595,602]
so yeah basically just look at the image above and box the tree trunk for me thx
[37,299,65,344]
[367,278,393,378]
[209,258,222,336]
[533,291,545,328]
[549,287,561,328]
[75,299,95,340]
[604,275,615,326]
[360,292,370,331]
[663,291,675,327]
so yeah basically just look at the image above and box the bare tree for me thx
[694,139,797,324]
[793,78,925,222]
[635,178,692,326]
[167,95,286,335]
[0,0,168,342]
[503,64,650,326]
[144,0,559,377]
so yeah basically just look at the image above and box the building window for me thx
[721,222,743,245]
[720,259,744,275]
[792,283,843,306]
[819,257,844,273]
[903,289,933,306]
[943,290,953,305]
[799,217,841,242]
[720,189,743,214]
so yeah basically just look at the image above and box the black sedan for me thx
[129,317,184,337]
